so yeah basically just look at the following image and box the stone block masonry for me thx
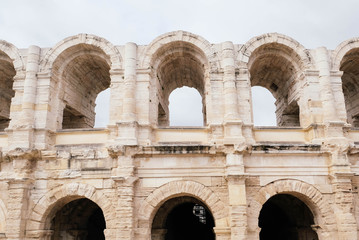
[0,31,358,239]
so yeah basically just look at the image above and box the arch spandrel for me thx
[332,37,359,71]
[0,40,24,71]
[39,33,122,72]
[26,182,117,234]
[140,30,220,70]
[237,33,313,70]
[138,180,228,228]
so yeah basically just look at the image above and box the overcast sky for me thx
[1,0,358,127]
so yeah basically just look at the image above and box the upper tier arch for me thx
[39,33,122,72]
[140,30,220,70]
[237,32,313,69]
[0,40,24,71]
[332,37,359,70]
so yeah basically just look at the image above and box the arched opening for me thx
[249,43,302,127]
[0,50,15,131]
[340,48,359,127]
[52,43,111,130]
[259,194,318,240]
[152,41,208,127]
[251,86,276,126]
[49,198,106,240]
[152,196,215,240]
[169,86,203,126]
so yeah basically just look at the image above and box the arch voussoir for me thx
[250,179,334,232]
[0,40,24,71]
[332,37,359,70]
[40,33,122,72]
[26,182,116,234]
[139,180,227,227]
[238,33,312,69]
[140,30,220,69]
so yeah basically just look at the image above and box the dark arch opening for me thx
[340,48,359,127]
[50,198,106,240]
[249,43,301,127]
[259,194,318,240]
[152,196,215,240]
[0,50,15,131]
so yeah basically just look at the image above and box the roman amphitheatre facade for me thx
[0,30,358,239]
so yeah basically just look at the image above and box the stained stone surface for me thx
[0,31,358,239]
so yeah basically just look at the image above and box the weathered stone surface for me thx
[0,31,357,239]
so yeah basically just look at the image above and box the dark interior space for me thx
[259,194,318,240]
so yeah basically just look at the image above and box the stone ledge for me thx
[141,145,212,155]
[251,143,321,153]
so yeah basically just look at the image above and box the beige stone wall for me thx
[0,31,357,239]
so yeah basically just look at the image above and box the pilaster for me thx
[6,178,34,240]
[222,42,245,145]
[5,149,39,240]
[226,152,248,240]
[111,145,137,240]
[331,173,358,240]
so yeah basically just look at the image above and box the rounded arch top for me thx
[332,37,359,70]
[138,180,228,228]
[26,182,117,234]
[140,30,220,70]
[39,33,122,72]
[248,179,336,234]
[0,40,25,71]
[254,179,324,209]
[237,32,313,69]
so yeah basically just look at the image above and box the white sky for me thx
[1,0,358,127]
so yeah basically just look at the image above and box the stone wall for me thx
[0,31,357,239]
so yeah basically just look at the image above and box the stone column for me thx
[117,42,138,145]
[226,153,247,240]
[8,46,40,150]
[222,42,239,121]
[22,46,40,128]
[316,47,337,123]
[123,42,137,123]
[222,42,244,145]
[25,71,56,149]
[236,68,255,144]
[315,47,346,125]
